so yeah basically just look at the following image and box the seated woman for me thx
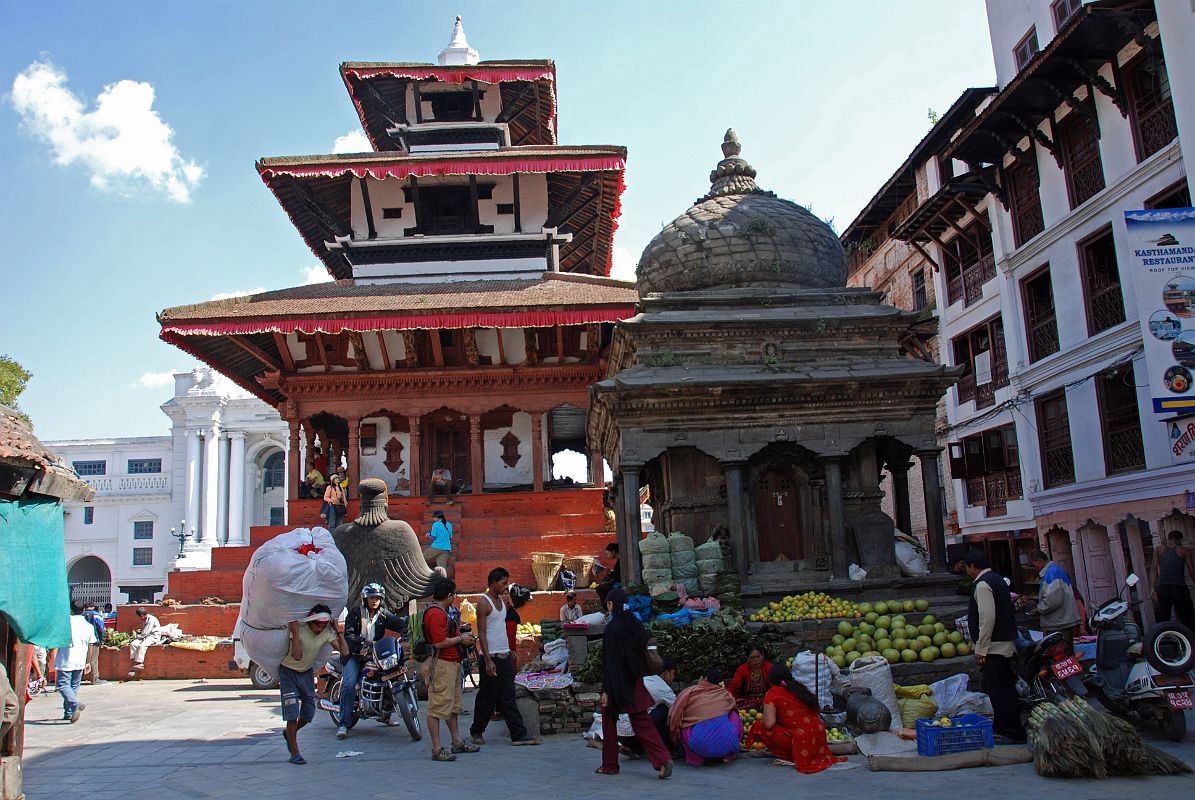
[667,668,743,766]
[728,645,772,710]
[746,663,845,774]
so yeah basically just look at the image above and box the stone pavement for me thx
[21,679,1195,800]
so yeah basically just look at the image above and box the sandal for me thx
[432,748,457,762]
[658,760,673,779]
[451,740,480,754]
[594,766,619,775]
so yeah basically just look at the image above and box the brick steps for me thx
[209,545,257,571]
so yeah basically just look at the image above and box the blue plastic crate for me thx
[915,714,994,756]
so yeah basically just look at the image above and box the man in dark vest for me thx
[965,551,1025,743]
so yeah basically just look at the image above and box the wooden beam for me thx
[313,332,331,371]
[496,328,507,365]
[376,331,392,370]
[544,174,597,229]
[272,331,296,372]
[909,239,942,272]
[357,177,377,240]
[471,78,482,121]
[469,175,481,234]
[952,195,991,232]
[230,334,281,371]
[512,173,522,233]
[496,80,534,123]
[412,80,423,123]
[408,175,423,235]
[429,330,445,367]
[555,325,564,361]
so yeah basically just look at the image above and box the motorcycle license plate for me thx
[1166,691,1193,710]
[318,698,339,712]
[1051,656,1082,679]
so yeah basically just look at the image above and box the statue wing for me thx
[334,519,445,604]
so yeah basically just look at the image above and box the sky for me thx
[0,0,996,441]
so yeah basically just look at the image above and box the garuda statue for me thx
[333,478,445,603]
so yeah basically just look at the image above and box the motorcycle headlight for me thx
[379,654,399,670]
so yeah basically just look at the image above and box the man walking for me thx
[1152,530,1195,630]
[129,606,162,673]
[1029,550,1081,649]
[53,600,97,722]
[82,603,106,684]
[423,578,480,761]
[965,552,1025,743]
[280,605,347,765]
[468,568,539,746]
[427,465,454,504]
[423,510,453,571]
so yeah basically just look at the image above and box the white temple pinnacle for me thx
[438,15,480,66]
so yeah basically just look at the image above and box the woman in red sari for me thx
[728,645,772,710]
[746,663,845,774]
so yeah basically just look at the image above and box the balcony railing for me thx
[946,254,996,307]
[964,469,1022,516]
[1137,98,1178,160]
[83,473,171,496]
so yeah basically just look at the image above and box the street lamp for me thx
[171,519,195,558]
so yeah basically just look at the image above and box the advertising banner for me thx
[1125,207,1195,419]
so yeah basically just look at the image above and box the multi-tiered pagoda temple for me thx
[158,19,632,591]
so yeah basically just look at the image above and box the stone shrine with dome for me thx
[588,131,962,590]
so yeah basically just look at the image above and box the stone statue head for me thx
[355,478,390,526]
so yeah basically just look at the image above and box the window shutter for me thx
[948,442,968,480]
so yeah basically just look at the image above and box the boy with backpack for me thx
[82,603,106,684]
[417,578,478,761]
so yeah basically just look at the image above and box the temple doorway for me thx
[754,468,803,561]
[423,408,470,493]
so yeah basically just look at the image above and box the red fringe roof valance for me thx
[259,155,624,182]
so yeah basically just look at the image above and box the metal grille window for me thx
[132,547,153,566]
[133,520,154,540]
[1098,365,1145,474]
[127,458,162,474]
[1013,27,1040,71]
[1007,159,1045,247]
[73,460,106,476]
[1059,106,1104,209]
[1037,390,1075,487]
[83,507,94,525]
[1023,267,1060,363]
[1081,229,1125,335]
[912,269,928,311]
[1128,56,1177,162]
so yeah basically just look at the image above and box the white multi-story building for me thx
[47,367,288,606]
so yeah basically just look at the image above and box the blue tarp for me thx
[0,496,70,647]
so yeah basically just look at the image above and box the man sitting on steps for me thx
[428,465,454,505]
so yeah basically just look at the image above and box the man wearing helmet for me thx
[336,582,408,739]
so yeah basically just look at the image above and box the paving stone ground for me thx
[20,678,1195,800]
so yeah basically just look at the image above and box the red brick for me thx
[97,642,239,681]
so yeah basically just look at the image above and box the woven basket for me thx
[562,555,594,582]
[531,552,565,591]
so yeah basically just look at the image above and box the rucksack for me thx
[411,604,455,662]
[83,609,105,641]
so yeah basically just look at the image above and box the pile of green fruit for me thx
[821,601,970,668]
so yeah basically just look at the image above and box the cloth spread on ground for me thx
[0,497,71,648]
[668,678,737,738]
[169,636,222,652]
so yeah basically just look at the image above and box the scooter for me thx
[318,637,422,741]
[1082,573,1195,742]
[1013,628,1087,706]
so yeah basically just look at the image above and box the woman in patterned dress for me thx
[746,663,845,774]
[728,644,772,710]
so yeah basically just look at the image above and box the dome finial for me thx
[439,15,480,65]
[705,127,759,199]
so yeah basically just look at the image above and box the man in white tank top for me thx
[467,567,540,746]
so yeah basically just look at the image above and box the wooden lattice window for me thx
[1022,266,1059,363]
[1059,105,1104,209]
[953,316,1008,409]
[1037,390,1075,488]
[941,223,995,307]
[1098,365,1145,475]
[1081,228,1125,335]
[950,425,1021,517]
[1007,159,1044,247]
[1127,55,1178,162]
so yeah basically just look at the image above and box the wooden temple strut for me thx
[272,331,297,371]
[229,335,281,372]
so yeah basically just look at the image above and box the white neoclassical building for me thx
[47,368,288,606]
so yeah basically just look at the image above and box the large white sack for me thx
[238,527,348,677]
[791,651,838,711]
[848,655,902,731]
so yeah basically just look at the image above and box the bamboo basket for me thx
[531,552,565,591]
[562,555,594,583]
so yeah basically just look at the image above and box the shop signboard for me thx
[1125,208,1195,421]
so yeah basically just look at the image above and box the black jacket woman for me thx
[597,587,673,778]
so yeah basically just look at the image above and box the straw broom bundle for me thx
[1030,698,1191,778]
[1027,702,1108,779]
[1060,697,1189,776]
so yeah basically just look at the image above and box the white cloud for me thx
[131,370,177,389]
[209,287,266,301]
[609,244,637,282]
[332,130,371,154]
[302,264,333,284]
[10,59,204,203]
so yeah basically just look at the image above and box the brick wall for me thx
[98,642,238,681]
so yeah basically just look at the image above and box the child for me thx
[280,605,347,765]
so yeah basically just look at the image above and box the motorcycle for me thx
[318,637,422,741]
[1082,573,1195,742]
[1013,628,1087,707]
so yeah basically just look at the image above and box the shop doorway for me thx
[754,468,802,561]
[1080,522,1117,606]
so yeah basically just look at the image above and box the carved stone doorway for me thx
[754,468,802,561]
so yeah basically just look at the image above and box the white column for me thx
[201,427,221,546]
[216,434,231,545]
[228,432,247,546]
[184,429,203,543]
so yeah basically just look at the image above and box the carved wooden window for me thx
[383,437,405,473]
[499,431,521,468]
[953,316,1008,408]
[941,223,994,307]
[1080,228,1125,335]
[1007,159,1044,247]
[951,424,1021,516]
[1098,365,1145,475]
[360,424,377,454]
[1022,266,1059,363]
[1145,180,1191,210]
[1036,390,1075,488]
[1059,105,1104,209]
[1126,55,1178,162]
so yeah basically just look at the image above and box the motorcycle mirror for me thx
[1003,576,1012,586]
[1125,573,1139,587]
